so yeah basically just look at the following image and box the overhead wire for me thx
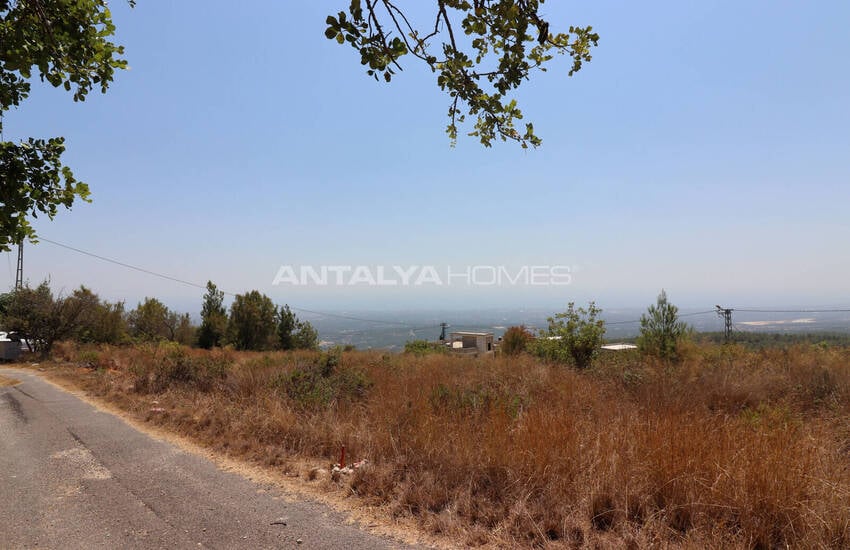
[32,238,850,335]
[39,237,419,327]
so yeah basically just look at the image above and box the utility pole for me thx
[715,305,733,343]
[14,241,23,290]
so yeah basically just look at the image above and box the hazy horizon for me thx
[4,1,848,316]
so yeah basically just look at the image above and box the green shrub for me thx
[130,343,232,393]
[404,339,447,355]
[272,349,371,409]
[532,302,606,368]
[501,325,532,356]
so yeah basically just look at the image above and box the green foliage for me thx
[292,319,319,350]
[198,281,226,349]
[501,325,532,355]
[404,339,447,355]
[0,138,90,250]
[1,0,130,250]
[71,286,127,344]
[227,290,277,351]
[128,297,175,342]
[173,313,196,347]
[273,349,371,409]
[130,342,231,393]
[278,304,320,350]
[696,331,850,349]
[637,290,690,361]
[277,304,297,350]
[0,280,89,356]
[326,1,598,148]
[532,301,606,368]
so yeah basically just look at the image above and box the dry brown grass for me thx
[0,373,20,386]
[46,341,850,548]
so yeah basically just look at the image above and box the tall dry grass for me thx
[49,341,850,548]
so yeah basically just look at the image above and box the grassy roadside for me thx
[40,341,850,548]
[0,373,20,386]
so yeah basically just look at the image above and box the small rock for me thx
[296,538,303,544]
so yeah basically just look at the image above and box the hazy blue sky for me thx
[4,1,849,315]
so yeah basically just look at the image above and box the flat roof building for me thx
[448,331,494,355]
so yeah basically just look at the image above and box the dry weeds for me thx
[45,341,850,548]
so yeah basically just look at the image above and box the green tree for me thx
[277,304,297,350]
[533,302,605,368]
[173,312,196,347]
[326,1,598,148]
[0,281,89,357]
[292,319,319,350]
[71,285,127,344]
[501,325,532,356]
[637,290,690,361]
[228,290,277,351]
[198,281,227,349]
[128,297,174,342]
[1,0,131,250]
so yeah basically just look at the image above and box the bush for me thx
[130,343,232,393]
[273,349,371,409]
[404,339,447,355]
[501,325,532,356]
[533,302,606,368]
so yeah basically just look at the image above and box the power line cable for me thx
[39,237,417,327]
[679,309,720,317]
[41,237,211,292]
[606,309,720,326]
[34,238,850,332]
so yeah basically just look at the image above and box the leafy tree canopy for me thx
[0,0,130,251]
[533,301,606,368]
[0,280,91,356]
[326,0,598,148]
[129,297,175,342]
[228,290,277,351]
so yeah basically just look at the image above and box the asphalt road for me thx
[0,368,415,550]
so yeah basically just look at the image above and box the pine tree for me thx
[637,290,690,361]
[198,281,227,349]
